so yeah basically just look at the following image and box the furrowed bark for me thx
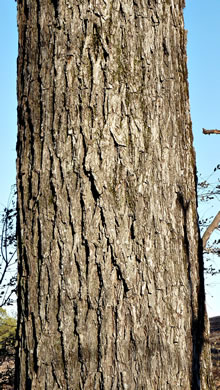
[16,0,214,389]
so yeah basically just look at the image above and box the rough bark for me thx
[16,0,214,389]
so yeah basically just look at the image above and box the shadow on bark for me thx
[191,236,206,389]
[178,184,206,388]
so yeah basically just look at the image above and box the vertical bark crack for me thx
[109,242,129,296]
[31,313,38,374]
[73,302,87,387]
[51,0,59,19]
[57,284,69,388]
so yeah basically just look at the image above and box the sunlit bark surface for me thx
[16,0,214,388]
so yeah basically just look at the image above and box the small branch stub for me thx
[203,128,220,135]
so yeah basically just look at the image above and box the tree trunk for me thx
[16,0,214,389]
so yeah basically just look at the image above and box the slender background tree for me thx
[198,166,220,276]
[0,186,17,308]
[199,131,220,279]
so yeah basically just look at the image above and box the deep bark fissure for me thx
[84,239,90,280]
[109,235,129,291]
[72,300,86,390]
[31,313,38,374]
[74,252,83,301]
[177,191,201,389]
[51,0,59,20]
[57,282,69,388]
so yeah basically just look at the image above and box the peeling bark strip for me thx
[16,1,214,389]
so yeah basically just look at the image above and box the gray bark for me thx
[16,0,214,389]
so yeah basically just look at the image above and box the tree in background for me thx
[0,186,17,308]
[0,307,16,389]
[198,165,220,276]
[0,192,17,387]
[0,307,16,352]
[16,1,214,389]
[200,128,220,276]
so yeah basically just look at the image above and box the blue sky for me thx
[0,1,219,316]
[0,1,17,208]
[184,0,220,317]
[184,0,220,176]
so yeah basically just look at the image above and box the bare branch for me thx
[202,128,220,135]
[203,247,220,255]
[202,211,220,249]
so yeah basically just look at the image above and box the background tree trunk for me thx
[202,211,220,249]
[16,0,214,389]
